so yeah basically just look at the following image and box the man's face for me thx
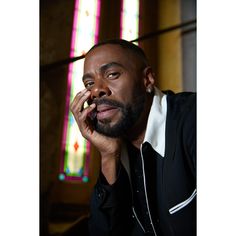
[83,44,147,137]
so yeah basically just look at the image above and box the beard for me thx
[91,94,146,138]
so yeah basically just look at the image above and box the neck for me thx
[129,131,146,149]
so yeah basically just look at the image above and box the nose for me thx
[90,79,111,100]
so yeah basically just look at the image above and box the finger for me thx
[70,90,91,115]
[78,103,96,124]
[70,89,88,110]
[77,103,96,137]
[71,89,88,107]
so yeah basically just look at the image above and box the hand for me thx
[70,89,121,155]
[70,89,121,183]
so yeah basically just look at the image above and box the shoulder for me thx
[164,91,196,173]
[164,90,196,107]
[163,90,196,121]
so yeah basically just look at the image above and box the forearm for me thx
[101,154,120,185]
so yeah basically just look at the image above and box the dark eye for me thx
[107,72,120,79]
[84,81,94,89]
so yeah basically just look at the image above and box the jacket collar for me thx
[121,87,167,176]
[143,87,167,157]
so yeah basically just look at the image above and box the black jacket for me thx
[88,92,196,236]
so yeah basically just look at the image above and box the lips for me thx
[96,104,119,120]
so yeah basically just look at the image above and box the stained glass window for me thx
[60,0,101,182]
[120,0,140,42]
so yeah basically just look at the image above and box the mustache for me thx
[88,98,124,121]
[91,98,125,109]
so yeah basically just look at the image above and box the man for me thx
[70,39,196,236]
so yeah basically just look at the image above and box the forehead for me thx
[84,44,137,71]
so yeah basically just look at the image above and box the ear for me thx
[143,66,155,93]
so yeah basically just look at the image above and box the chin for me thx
[95,119,127,138]
[95,126,124,138]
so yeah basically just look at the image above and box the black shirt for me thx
[128,142,162,235]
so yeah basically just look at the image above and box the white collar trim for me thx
[143,87,167,157]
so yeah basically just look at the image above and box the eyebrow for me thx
[82,62,125,81]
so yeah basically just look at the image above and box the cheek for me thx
[109,76,144,103]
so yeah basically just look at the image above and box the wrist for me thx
[101,155,120,185]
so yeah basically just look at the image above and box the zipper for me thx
[169,189,197,215]
[140,144,158,236]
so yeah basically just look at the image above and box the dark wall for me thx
[181,0,196,92]
[40,0,75,189]
[40,1,75,235]
[98,0,122,41]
